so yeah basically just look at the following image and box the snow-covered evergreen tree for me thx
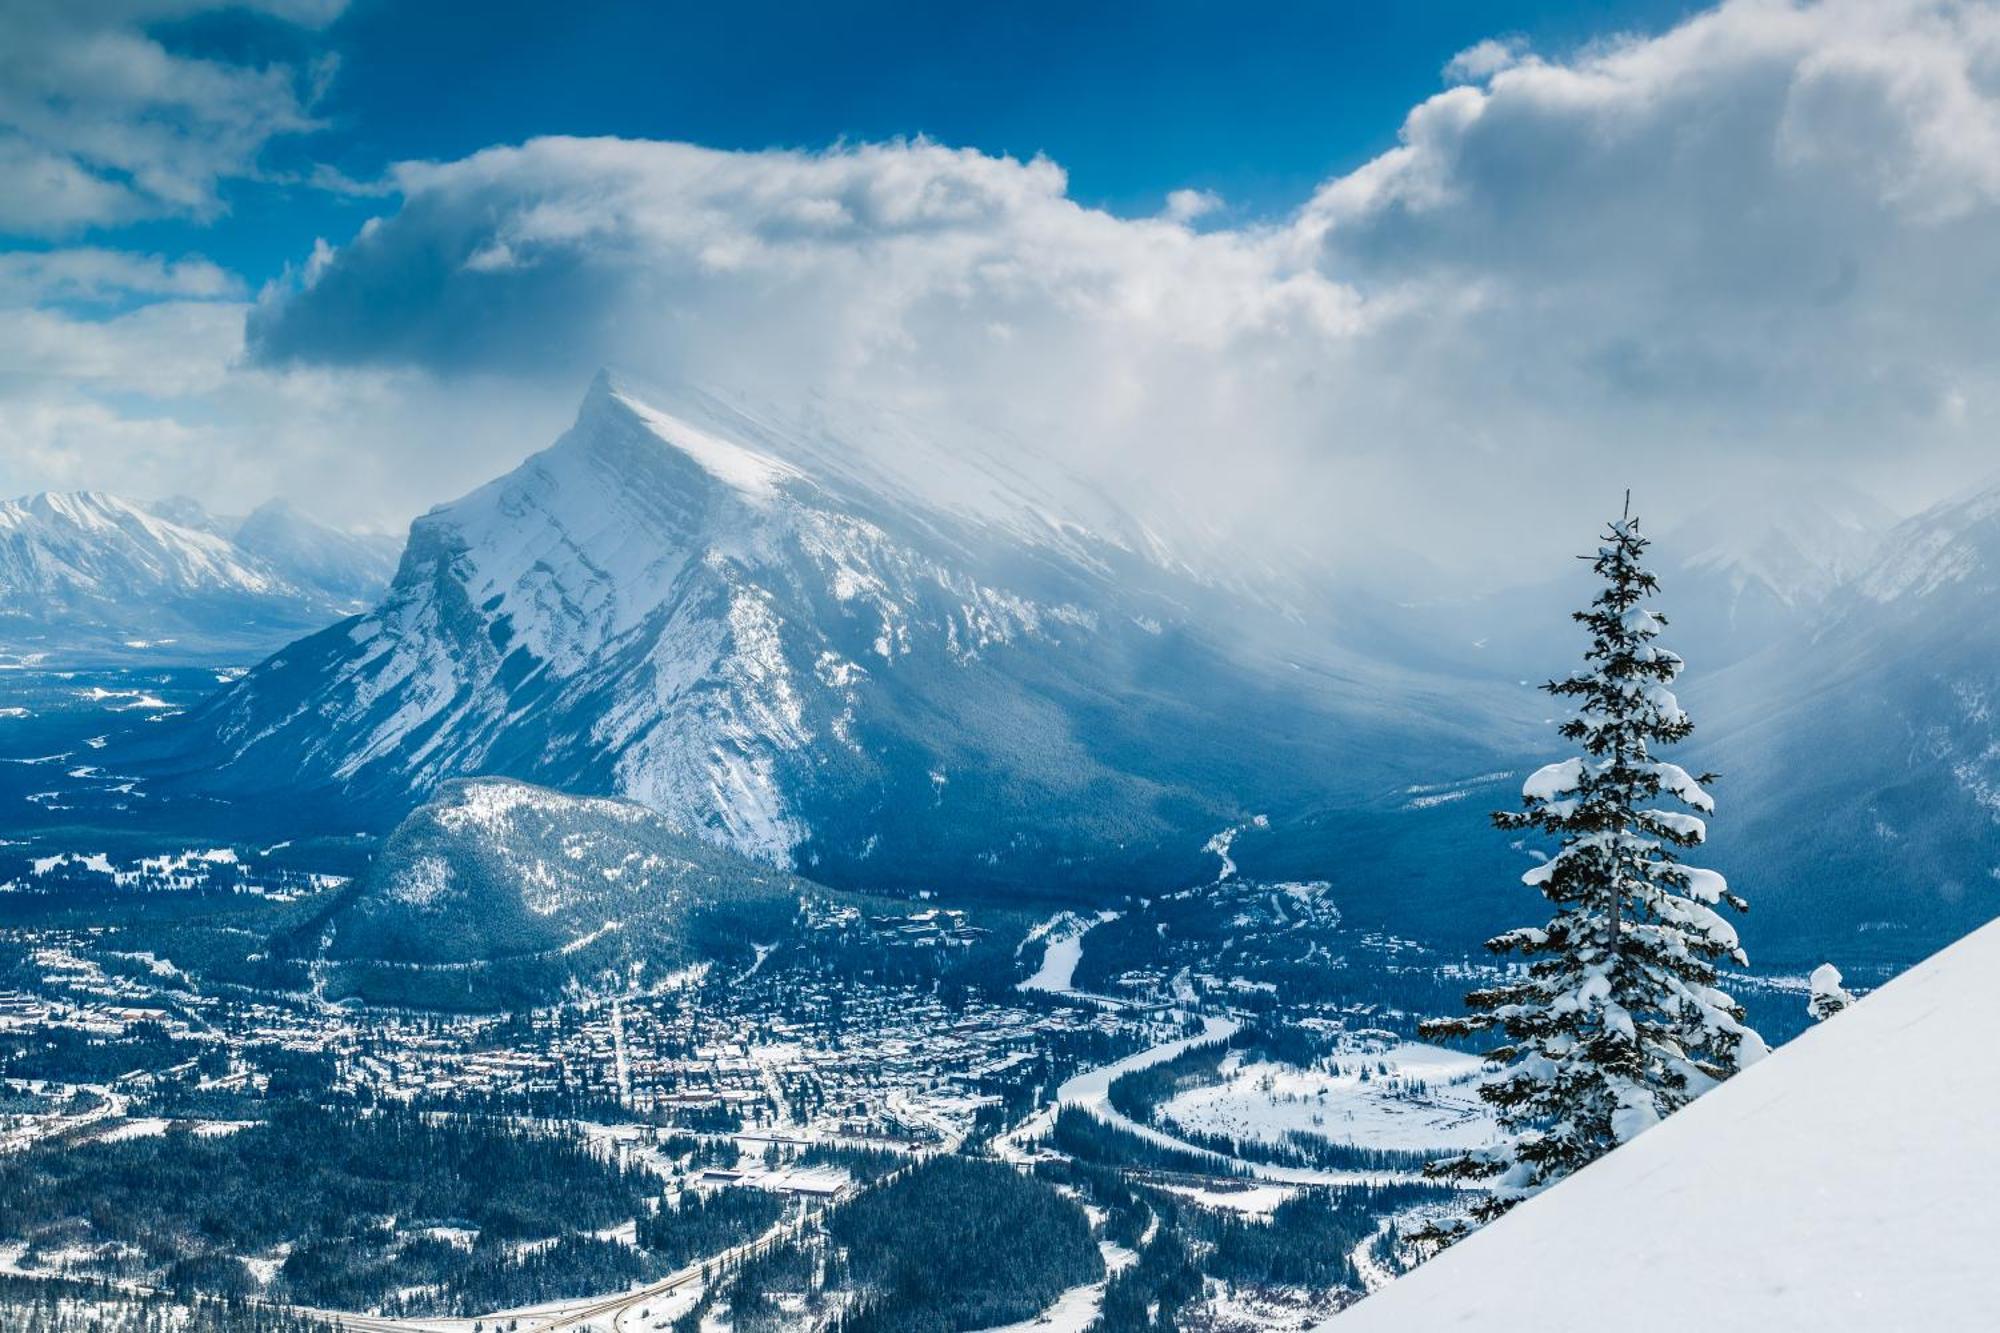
[1807,963,1853,1022]
[1421,504,1768,1227]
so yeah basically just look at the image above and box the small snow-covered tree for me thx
[1421,503,1768,1228]
[1807,962,1853,1022]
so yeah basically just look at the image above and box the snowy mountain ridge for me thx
[1672,482,1894,611]
[1,490,282,598]
[1852,476,2000,604]
[231,498,404,608]
[318,377,1100,860]
[0,490,399,661]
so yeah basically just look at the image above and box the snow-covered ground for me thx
[1053,1017,1441,1188]
[1058,1014,1241,1116]
[91,1117,171,1143]
[1018,910,1119,994]
[1153,1181,1297,1216]
[1327,917,2000,1331]
[1199,1276,1356,1330]
[1163,1044,1498,1154]
[972,1238,1138,1333]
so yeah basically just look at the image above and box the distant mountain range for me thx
[1236,476,2000,973]
[1693,477,2000,967]
[95,370,1998,976]
[1381,481,1902,683]
[0,490,402,662]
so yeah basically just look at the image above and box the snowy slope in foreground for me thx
[1328,917,2000,1332]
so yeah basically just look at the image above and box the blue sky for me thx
[5,0,2000,571]
[92,0,1701,284]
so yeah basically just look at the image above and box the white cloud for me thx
[0,0,344,234]
[0,249,560,531]
[0,247,242,303]
[22,0,2000,576]
[244,135,1378,562]
[0,300,244,395]
[0,304,566,532]
[1292,0,2000,512]
[1163,187,1224,224]
[1443,37,1528,84]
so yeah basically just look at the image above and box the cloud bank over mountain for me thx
[14,0,2000,573]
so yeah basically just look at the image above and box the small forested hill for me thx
[290,776,1024,1008]
[827,1156,1103,1333]
[1325,916,2000,1332]
[292,777,821,1005]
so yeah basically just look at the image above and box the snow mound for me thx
[1325,917,2000,1332]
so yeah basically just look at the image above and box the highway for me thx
[528,1211,800,1333]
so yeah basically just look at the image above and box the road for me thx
[1349,1214,1400,1294]
[525,1211,800,1333]
[0,1079,128,1153]
[608,1001,633,1103]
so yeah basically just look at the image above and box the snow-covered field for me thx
[1154,1181,1298,1216]
[1164,1043,1499,1153]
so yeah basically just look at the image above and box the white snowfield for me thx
[1163,1043,1497,1154]
[1018,910,1119,994]
[1326,917,2000,1332]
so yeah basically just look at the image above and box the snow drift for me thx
[1327,916,2000,1331]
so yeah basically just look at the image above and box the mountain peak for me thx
[4,488,240,554]
[591,381,807,504]
[0,486,404,661]
[182,370,1491,885]
[243,496,301,522]
[147,494,231,536]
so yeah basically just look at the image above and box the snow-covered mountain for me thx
[160,373,1517,890]
[1672,482,1893,611]
[1850,478,2000,605]
[146,494,404,609]
[0,490,395,662]
[1368,486,1898,690]
[1328,916,2000,1332]
[1660,482,1894,661]
[1683,479,2000,967]
[231,498,404,608]
[1227,483,1996,979]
